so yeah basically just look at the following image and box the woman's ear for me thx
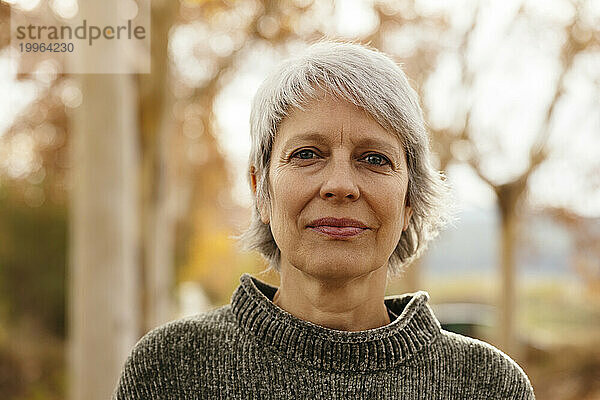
[250,166,270,225]
[250,166,258,195]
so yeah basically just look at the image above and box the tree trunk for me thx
[138,0,178,332]
[69,73,140,400]
[498,207,517,355]
[495,181,524,357]
[68,4,141,399]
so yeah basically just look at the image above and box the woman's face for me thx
[259,93,412,281]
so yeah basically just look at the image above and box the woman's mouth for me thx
[306,217,369,239]
[308,226,367,239]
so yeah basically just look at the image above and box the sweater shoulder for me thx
[113,305,237,399]
[137,305,235,346]
[128,305,238,361]
[435,330,535,399]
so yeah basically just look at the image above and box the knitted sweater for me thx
[114,273,535,399]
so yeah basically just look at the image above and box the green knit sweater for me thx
[114,273,535,399]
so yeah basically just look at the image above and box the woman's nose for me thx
[319,159,360,202]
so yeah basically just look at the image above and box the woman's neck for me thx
[272,263,391,331]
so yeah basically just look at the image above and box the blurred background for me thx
[1,0,599,399]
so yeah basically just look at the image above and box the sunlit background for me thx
[0,0,599,399]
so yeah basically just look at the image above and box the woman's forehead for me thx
[275,95,403,153]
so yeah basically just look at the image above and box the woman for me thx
[114,41,535,399]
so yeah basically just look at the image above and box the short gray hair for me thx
[235,40,452,279]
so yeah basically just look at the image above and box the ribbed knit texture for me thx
[114,273,535,399]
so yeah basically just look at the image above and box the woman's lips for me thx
[308,226,367,238]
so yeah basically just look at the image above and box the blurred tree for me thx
[0,2,9,47]
[0,3,72,397]
[0,190,66,336]
[432,3,599,355]
[68,3,141,399]
[549,207,600,299]
[137,0,179,332]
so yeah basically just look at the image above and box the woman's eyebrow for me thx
[281,132,328,151]
[282,132,401,159]
[353,138,401,160]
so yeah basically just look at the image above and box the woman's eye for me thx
[362,154,390,166]
[292,149,317,160]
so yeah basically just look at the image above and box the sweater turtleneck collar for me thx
[231,273,441,372]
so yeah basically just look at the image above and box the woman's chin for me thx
[295,258,380,281]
